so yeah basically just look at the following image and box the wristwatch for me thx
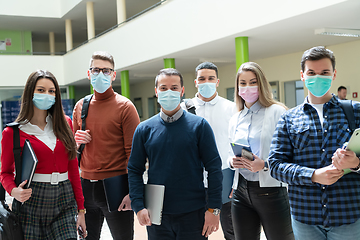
[208,208,221,216]
[350,157,360,173]
[263,161,269,171]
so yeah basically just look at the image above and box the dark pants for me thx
[231,174,294,240]
[81,178,134,240]
[220,201,235,240]
[147,208,207,240]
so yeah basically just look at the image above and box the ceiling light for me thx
[315,28,360,37]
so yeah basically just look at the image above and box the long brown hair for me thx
[16,70,77,160]
[234,62,287,112]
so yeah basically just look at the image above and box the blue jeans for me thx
[292,216,360,240]
[147,208,207,240]
[232,174,294,240]
[81,178,134,240]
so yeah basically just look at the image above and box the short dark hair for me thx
[338,86,347,92]
[195,62,218,78]
[301,46,336,72]
[90,51,115,68]
[155,68,183,87]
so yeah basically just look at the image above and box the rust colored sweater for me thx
[73,88,140,180]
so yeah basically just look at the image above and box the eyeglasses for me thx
[89,67,114,76]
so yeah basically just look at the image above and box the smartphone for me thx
[78,226,85,240]
[241,148,253,161]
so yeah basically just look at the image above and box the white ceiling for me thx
[1,0,360,86]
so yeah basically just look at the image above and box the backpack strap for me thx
[0,122,21,201]
[77,94,93,166]
[339,99,356,132]
[184,99,196,115]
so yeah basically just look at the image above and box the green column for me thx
[163,58,175,69]
[90,85,94,94]
[121,70,130,99]
[235,37,249,70]
[68,85,75,99]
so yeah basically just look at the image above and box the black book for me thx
[21,139,38,189]
[102,174,129,212]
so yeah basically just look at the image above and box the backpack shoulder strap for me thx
[339,99,356,132]
[5,123,21,186]
[77,94,93,166]
[184,99,196,115]
[81,94,93,131]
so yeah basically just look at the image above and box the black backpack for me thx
[339,99,356,132]
[0,123,24,240]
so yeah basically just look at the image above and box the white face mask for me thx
[197,82,217,98]
[157,89,181,111]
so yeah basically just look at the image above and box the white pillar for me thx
[116,0,126,24]
[65,19,73,52]
[86,2,95,40]
[49,32,55,55]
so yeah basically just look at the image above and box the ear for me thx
[332,69,337,81]
[194,79,198,88]
[87,70,91,80]
[216,79,220,88]
[155,87,158,97]
[300,70,305,82]
[112,71,117,82]
[181,86,185,97]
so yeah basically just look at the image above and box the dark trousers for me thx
[147,208,207,240]
[220,201,235,240]
[231,174,294,240]
[81,178,134,240]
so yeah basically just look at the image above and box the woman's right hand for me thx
[231,156,245,169]
[11,180,32,202]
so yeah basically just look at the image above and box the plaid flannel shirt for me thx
[269,95,360,227]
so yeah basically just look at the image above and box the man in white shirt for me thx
[181,62,236,240]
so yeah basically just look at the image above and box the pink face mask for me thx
[238,86,259,103]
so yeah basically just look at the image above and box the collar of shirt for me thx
[194,92,219,106]
[239,100,262,118]
[160,108,184,123]
[19,114,57,151]
[303,94,339,112]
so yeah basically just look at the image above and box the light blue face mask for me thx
[304,75,333,97]
[197,82,217,98]
[33,93,56,110]
[157,89,181,111]
[91,72,111,93]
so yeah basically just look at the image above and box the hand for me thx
[311,164,344,185]
[76,212,87,238]
[75,130,91,148]
[231,156,245,169]
[332,148,359,170]
[229,188,234,199]
[202,210,220,237]
[118,194,132,211]
[136,208,151,226]
[241,154,266,172]
[10,180,32,202]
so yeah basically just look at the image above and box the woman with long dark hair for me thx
[0,70,86,239]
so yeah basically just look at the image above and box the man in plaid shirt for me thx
[269,46,360,240]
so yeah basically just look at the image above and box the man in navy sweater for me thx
[128,68,223,240]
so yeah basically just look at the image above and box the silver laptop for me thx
[144,184,165,225]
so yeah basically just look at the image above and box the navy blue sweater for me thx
[128,110,222,214]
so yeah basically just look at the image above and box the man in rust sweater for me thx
[73,51,140,240]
